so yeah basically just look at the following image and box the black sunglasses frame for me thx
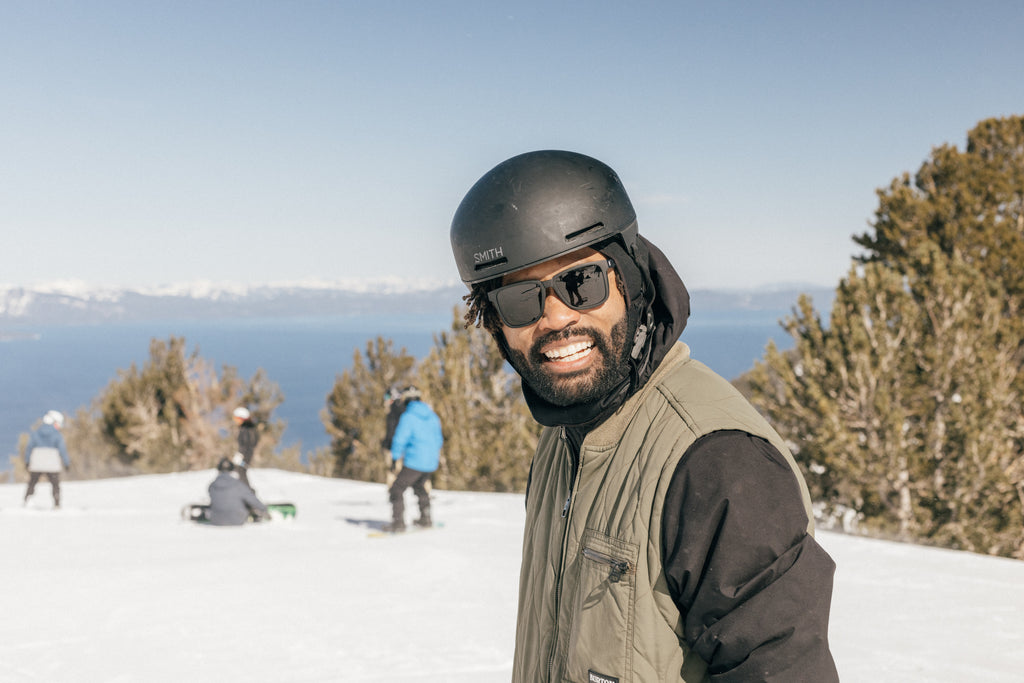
[488,258,616,328]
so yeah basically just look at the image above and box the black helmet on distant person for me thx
[384,385,422,404]
[217,457,234,472]
[450,150,639,286]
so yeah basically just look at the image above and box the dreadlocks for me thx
[462,284,504,340]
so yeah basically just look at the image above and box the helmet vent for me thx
[566,222,604,242]
[474,256,508,272]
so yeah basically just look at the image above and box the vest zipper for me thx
[560,427,572,517]
[582,547,634,583]
[548,426,583,681]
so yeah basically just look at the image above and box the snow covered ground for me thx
[2,469,1022,682]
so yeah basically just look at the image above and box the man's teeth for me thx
[544,341,593,360]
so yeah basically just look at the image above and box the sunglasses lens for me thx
[491,260,612,327]
[493,280,545,327]
[553,263,608,310]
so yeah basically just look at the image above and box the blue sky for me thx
[2,1,1022,291]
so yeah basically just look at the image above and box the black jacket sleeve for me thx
[381,400,406,451]
[237,423,260,461]
[661,430,839,682]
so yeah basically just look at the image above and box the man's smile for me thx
[542,340,595,364]
[497,247,630,407]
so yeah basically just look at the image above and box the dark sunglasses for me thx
[488,258,616,328]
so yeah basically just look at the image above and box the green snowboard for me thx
[182,502,296,523]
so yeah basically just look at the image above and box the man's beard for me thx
[506,315,631,407]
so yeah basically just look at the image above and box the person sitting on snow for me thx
[207,457,268,526]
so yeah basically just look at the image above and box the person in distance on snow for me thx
[382,386,443,533]
[450,150,838,682]
[23,409,72,509]
[232,406,260,491]
[381,385,412,488]
[207,457,268,526]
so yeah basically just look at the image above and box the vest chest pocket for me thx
[564,530,639,683]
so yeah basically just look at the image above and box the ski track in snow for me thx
[2,469,1023,682]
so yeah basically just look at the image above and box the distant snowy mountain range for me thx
[0,280,835,327]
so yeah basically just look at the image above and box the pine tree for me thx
[321,309,539,492]
[322,337,416,482]
[83,336,285,474]
[748,264,924,538]
[749,116,1024,556]
[856,116,1024,301]
[907,246,1023,554]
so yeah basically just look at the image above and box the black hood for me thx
[520,235,690,428]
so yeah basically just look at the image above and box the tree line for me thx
[14,312,539,493]
[14,115,1023,558]
[14,336,309,480]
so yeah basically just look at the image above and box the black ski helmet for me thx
[450,150,639,285]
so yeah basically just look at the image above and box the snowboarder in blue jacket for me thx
[24,410,71,508]
[383,386,443,532]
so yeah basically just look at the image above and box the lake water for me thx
[0,311,792,467]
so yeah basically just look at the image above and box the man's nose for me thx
[536,288,581,331]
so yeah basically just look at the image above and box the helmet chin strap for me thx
[630,308,653,361]
[597,238,655,374]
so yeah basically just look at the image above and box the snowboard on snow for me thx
[181,502,297,523]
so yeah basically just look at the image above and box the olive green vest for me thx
[512,343,813,683]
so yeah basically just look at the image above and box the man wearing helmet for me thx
[23,410,72,509]
[451,151,838,682]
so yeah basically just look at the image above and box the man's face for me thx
[499,248,630,406]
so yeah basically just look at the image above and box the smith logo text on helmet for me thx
[474,246,504,263]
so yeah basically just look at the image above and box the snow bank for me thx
[2,470,1022,682]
